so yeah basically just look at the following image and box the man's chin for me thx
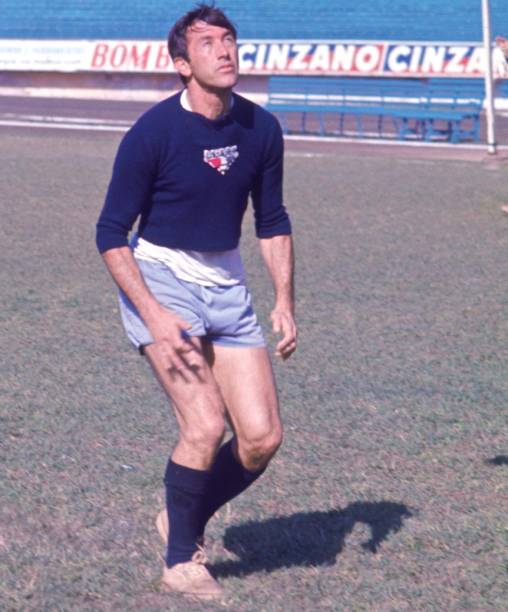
[216,73,239,89]
[192,73,239,93]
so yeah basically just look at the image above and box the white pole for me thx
[482,0,497,154]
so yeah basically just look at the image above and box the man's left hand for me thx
[271,309,297,360]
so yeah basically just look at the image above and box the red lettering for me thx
[91,43,108,68]
[130,45,151,70]
[110,44,127,68]
[155,43,171,69]
[91,41,172,71]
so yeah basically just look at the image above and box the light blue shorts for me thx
[118,258,266,352]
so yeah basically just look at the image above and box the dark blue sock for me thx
[164,459,210,568]
[198,439,265,535]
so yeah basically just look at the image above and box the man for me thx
[496,37,508,215]
[95,3,296,601]
[495,35,508,60]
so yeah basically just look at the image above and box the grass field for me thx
[1,128,507,611]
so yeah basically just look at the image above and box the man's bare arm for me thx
[101,247,193,370]
[258,234,297,360]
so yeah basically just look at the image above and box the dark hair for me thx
[168,3,237,62]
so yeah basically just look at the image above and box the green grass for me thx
[1,129,507,610]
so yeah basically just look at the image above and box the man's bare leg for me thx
[144,337,226,470]
[157,343,283,543]
[144,338,225,599]
[205,343,282,471]
[173,343,283,536]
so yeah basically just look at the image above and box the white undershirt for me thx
[133,234,244,287]
[132,89,244,287]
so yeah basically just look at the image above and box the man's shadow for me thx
[212,500,413,578]
[485,455,508,466]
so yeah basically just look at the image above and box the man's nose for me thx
[216,40,230,59]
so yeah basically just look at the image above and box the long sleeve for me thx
[96,124,157,253]
[251,117,291,239]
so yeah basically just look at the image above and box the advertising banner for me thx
[0,40,88,71]
[1,39,507,78]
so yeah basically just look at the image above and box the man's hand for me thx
[258,235,296,361]
[101,247,201,378]
[146,305,198,375]
[271,308,297,360]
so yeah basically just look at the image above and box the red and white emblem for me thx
[203,145,239,175]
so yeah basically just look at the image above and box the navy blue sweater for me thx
[96,92,291,253]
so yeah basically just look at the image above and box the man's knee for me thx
[180,417,226,455]
[238,424,283,468]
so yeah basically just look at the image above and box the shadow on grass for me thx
[485,455,508,466]
[213,501,413,578]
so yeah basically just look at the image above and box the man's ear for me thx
[173,56,192,79]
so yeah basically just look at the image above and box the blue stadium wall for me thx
[2,0,508,42]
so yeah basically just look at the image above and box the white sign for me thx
[0,39,507,77]
[0,40,87,71]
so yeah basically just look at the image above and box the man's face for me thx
[176,20,239,90]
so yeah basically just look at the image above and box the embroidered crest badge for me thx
[203,145,239,175]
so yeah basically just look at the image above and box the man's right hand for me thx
[101,247,200,376]
[146,305,197,374]
[101,247,202,378]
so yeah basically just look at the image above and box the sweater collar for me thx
[180,89,235,121]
